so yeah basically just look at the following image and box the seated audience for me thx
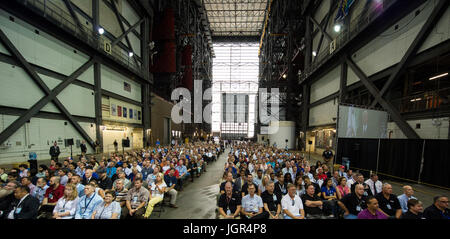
[336,176,350,200]
[281,183,305,219]
[114,179,128,208]
[423,196,450,219]
[4,185,40,219]
[40,176,65,218]
[401,199,425,219]
[218,182,241,219]
[240,184,265,219]
[30,178,49,204]
[375,183,402,219]
[52,183,79,219]
[357,197,388,219]
[122,178,149,219]
[301,184,325,219]
[397,185,417,213]
[75,184,104,219]
[164,168,179,208]
[338,184,368,219]
[144,173,167,218]
[365,173,382,196]
[91,190,121,219]
[261,181,282,219]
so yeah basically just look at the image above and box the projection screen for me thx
[338,105,388,139]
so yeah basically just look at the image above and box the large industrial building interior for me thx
[0,0,449,220]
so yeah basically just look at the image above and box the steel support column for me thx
[370,0,449,107]
[340,59,347,103]
[94,60,103,153]
[346,56,420,139]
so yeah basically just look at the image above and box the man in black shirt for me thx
[96,168,112,190]
[49,142,60,162]
[219,172,239,195]
[303,176,321,197]
[261,181,281,219]
[338,184,368,219]
[350,173,372,196]
[274,171,287,196]
[322,146,333,164]
[401,199,426,219]
[80,141,87,155]
[241,174,259,197]
[375,183,402,219]
[423,196,450,219]
[218,182,241,219]
[301,184,326,219]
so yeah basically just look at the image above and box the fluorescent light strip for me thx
[429,73,448,80]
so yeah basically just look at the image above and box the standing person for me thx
[74,184,104,219]
[49,142,61,162]
[113,140,118,153]
[91,190,121,219]
[357,197,388,219]
[122,179,149,219]
[156,139,160,147]
[80,141,87,156]
[4,186,40,219]
[52,184,79,219]
[281,183,305,219]
[397,185,417,213]
[322,146,334,165]
[423,196,450,219]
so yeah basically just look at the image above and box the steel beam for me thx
[346,56,420,139]
[94,60,102,153]
[340,59,348,103]
[0,29,96,148]
[370,0,449,107]
[309,16,332,42]
[62,0,84,33]
[111,19,144,47]
[110,0,140,68]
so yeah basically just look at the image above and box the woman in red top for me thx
[336,176,350,200]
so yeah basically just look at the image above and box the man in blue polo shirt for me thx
[164,168,178,208]
[75,184,103,219]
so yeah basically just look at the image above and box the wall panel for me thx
[309,99,338,126]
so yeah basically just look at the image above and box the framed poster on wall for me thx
[138,111,141,120]
[111,104,117,116]
[117,106,122,117]
[129,108,133,119]
[123,107,127,118]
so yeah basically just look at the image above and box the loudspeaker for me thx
[285,139,288,143]
[308,141,313,145]
[65,138,74,147]
[122,139,130,147]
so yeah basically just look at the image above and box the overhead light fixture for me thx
[282,74,287,79]
[128,52,134,57]
[312,51,317,57]
[98,27,105,35]
[429,72,448,80]
[410,98,422,102]
[334,24,341,33]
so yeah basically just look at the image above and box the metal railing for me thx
[299,0,398,83]
[19,0,144,76]
[391,88,450,114]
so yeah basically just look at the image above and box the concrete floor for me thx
[150,151,227,219]
[150,150,449,219]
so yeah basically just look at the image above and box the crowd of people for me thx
[0,140,448,220]
[0,141,222,219]
[217,142,449,219]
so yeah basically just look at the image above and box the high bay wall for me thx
[300,0,450,151]
[0,0,153,165]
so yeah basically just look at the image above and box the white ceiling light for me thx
[334,24,341,33]
[282,74,287,79]
[312,51,317,56]
[128,52,134,57]
[98,27,105,35]
[429,72,448,80]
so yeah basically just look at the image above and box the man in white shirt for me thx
[281,183,305,219]
[282,161,294,176]
[241,184,265,219]
[346,173,357,189]
[365,173,382,196]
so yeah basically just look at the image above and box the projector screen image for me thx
[338,105,388,139]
